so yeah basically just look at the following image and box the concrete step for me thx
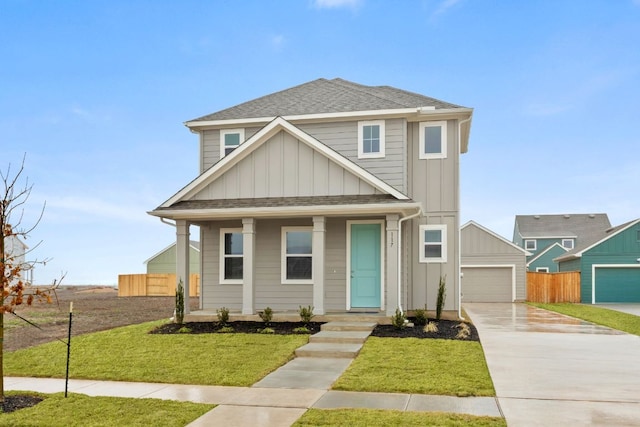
[309,330,371,344]
[295,342,364,358]
[320,321,377,332]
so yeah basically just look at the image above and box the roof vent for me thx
[564,214,570,219]
[418,106,436,113]
[534,215,540,219]
[589,214,595,218]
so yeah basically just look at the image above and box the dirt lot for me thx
[4,286,199,352]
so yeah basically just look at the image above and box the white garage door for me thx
[462,266,513,302]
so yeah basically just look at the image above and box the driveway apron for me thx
[464,303,640,427]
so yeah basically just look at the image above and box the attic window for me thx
[220,129,245,158]
[525,240,536,251]
[562,239,574,249]
[358,120,385,159]
[419,121,447,159]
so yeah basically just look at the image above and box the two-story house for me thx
[149,78,472,318]
[513,213,611,272]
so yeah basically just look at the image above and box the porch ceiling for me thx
[148,194,421,221]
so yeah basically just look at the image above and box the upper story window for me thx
[525,240,536,251]
[358,120,385,159]
[419,224,447,263]
[636,229,640,242]
[536,267,550,272]
[282,227,313,284]
[220,129,245,158]
[220,228,243,284]
[419,121,447,159]
[562,239,574,249]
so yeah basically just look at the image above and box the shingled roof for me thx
[190,78,466,122]
[515,214,611,241]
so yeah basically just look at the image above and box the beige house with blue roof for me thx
[149,78,473,318]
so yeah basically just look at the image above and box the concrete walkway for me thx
[597,303,640,316]
[464,303,640,427]
[6,321,502,426]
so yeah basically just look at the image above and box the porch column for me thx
[386,215,400,316]
[242,218,255,315]
[176,220,190,314]
[313,216,326,315]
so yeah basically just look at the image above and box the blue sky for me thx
[2,0,639,285]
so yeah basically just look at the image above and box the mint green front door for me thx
[350,223,381,308]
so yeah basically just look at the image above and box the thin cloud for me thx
[432,0,463,17]
[270,34,286,51]
[312,0,363,10]
[45,196,151,224]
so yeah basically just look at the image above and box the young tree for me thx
[0,155,60,405]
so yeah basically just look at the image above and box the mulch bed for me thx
[150,318,479,341]
[2,394,44,413]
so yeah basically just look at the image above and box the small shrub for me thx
[413,307,427,327]
[436,275,447,321]
[455,322,471,339]
[259,327,275,334]
[391,308,406,330]
[177,326,192,334]
[293,326,310,334]
[258,307,273,324]
[299,305,315,324]
[217,326,235,333]
[217,307,230,325]
[175,279,185,325]
[424,321,439,333]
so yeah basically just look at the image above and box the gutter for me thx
[397,208,422,314]
[457,115,472,321]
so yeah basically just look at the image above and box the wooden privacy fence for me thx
[527,271,580,303]
[118,274,200,297]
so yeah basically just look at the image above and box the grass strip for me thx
[0,391,213,426]
[293,408,505,427]
[332,338,495,396]
[528,303,640,336]
[5,320,308,386]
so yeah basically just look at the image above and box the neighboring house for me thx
[556,218,640,303]
[144,241,200,274]
[4,235,31,285]
[461,221,529,302]
[513,213,611,272]
[149,78,473,317]
[527,242,567,272]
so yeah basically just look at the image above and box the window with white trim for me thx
[636,229,640,242]
[419,224,447,263]
[220,129,245,158]
[220,228,243,283]
[281,227,313,283]
[419,121,447,159]
[561,239,574,249]
[536,267,549,273]
[358,120,385,159]
[525,240,536,251]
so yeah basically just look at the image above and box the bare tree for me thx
[0,155,60,404]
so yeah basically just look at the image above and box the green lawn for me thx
[332,337,495,396]
[5,320,308,386]
[528,303,640,336]
[294,408,506,427]
[0,391,213,426]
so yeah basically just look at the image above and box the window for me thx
[282,227,313,283]
[562,239,574,249]
[419,224,447,263]
[220,228,243,283]
[525,240,536,251]
[637,230,640,242]
[358,120,385,158]
[220,129,245,158]
[536,267,550,273]
[419,121,447,159]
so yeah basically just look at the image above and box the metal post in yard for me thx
[65,302,73,398]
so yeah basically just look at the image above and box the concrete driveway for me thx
[464,303,640,427]
[597,304,640,316]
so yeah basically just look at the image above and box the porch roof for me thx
[148,194,422,220]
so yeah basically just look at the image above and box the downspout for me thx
[160,218,176,227]
[457,115,472,321]
[397,208,422,314]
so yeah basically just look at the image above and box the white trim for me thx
[346,220,385,310]
[461,220,530,255]
[281,226,313,285]
[592,264,640,304]
[526,242,566,267]
[419,224,447,263]
[461,264,517,302]
[219,228,243,284]
[536,267,550,273]
[161,117,409,207]
[525,239,537,251]
[419,121,447,159]
[219,128,245,158]
[143,241,200,265]
[357,120,385,159]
